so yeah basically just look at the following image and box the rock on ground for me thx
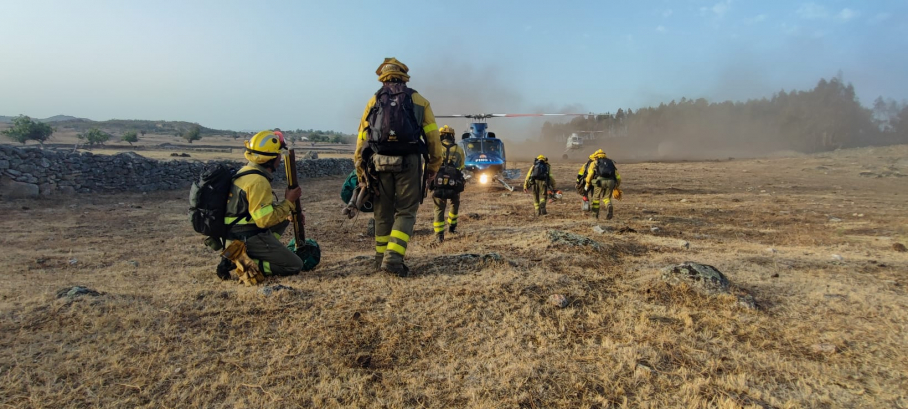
[661,262,730,293]
[548,294,569,308]
[56,286,101,299]
[661,262,759,309]
[259,284,296,296]
[548,230,601,250]
[0,178,39,198]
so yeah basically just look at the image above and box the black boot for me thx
[216,257,234,280]
[435,232,445,244]
[606,204,614,220]
[381,261,410,277]
[448,224,457,234]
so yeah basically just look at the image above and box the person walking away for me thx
[575,149,602,211]
[220,130,305,282]
[583,150,621,219]
[354,57,442,277]
[524,155,556,216]
[431,125,466,243]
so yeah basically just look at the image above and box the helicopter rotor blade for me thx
[435,113,586,119]
[492,113,585,117]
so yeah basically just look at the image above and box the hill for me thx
[0,115,234,137]
[0,114,87,123]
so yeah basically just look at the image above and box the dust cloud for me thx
[413,61,582,162]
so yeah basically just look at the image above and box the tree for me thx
[1,115,54,146]
[121,130,139,146]
[140,130,147,136]
[78,128,110,148]
[183,125,202,143]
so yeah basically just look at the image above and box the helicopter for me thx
[562,131,605,159]
[435,113,583,191]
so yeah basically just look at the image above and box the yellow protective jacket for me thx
[576,151,599,179]
[524,161,556,189]
[225,162,295,234]
[354,87,442,181]
[440,140,465,171]
[584,153,621,187]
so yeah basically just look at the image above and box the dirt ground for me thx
[1,146,907,408]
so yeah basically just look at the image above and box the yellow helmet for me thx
[536,155,548,162]
[244,130,286,164]
[590,149,606,159]
[440,125,455,135]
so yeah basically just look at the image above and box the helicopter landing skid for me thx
[496,175,515,192]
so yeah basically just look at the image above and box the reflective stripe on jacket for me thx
[225,162,295,232]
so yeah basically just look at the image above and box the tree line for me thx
[542,75,908,154]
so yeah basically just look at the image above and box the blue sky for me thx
[1,0,906,134]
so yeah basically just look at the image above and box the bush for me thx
[1,115,54,146]
[78,128,110,148]
[184,125,201,143]
[121,130,139,146]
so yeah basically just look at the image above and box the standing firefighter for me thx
[221,130,305,281]
[583,149,621,219]
[524,155,556,216]
[355,57,442,277]
[430,125,466,243]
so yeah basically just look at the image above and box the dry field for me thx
[1,146,907,408]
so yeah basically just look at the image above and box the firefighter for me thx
[583,150,621,219]
[219,130,305,280]
[575,149,601,211]
[524,155,556,216]
[432,125,466,243]
[354,58,443,277]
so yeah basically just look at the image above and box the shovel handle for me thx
[283,149,305,244]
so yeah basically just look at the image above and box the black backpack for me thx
[530,159,549,181]
[365,83,425,156]
[594,158,616,179]
[189,164,266,240]
[433,145,465,199]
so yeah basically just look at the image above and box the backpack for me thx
[530,159,549,181]
[189,164,266,241]
[432,145,465,199]
[365,83,425,156]
[594,158,616,179]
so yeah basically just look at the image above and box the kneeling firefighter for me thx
[524,155,556,216]
[430,125,466,243]
[583,149,622,219]
[222,130,308,281]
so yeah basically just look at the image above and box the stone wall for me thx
[0,145,354,199]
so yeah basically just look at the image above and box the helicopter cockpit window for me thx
[463,139,503,155]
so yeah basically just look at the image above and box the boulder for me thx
[0,178,39,198]
[661,262,730,293]
[548,230,601,250]
[56,286,101,299]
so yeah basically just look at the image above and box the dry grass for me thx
[1,146,907,408]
